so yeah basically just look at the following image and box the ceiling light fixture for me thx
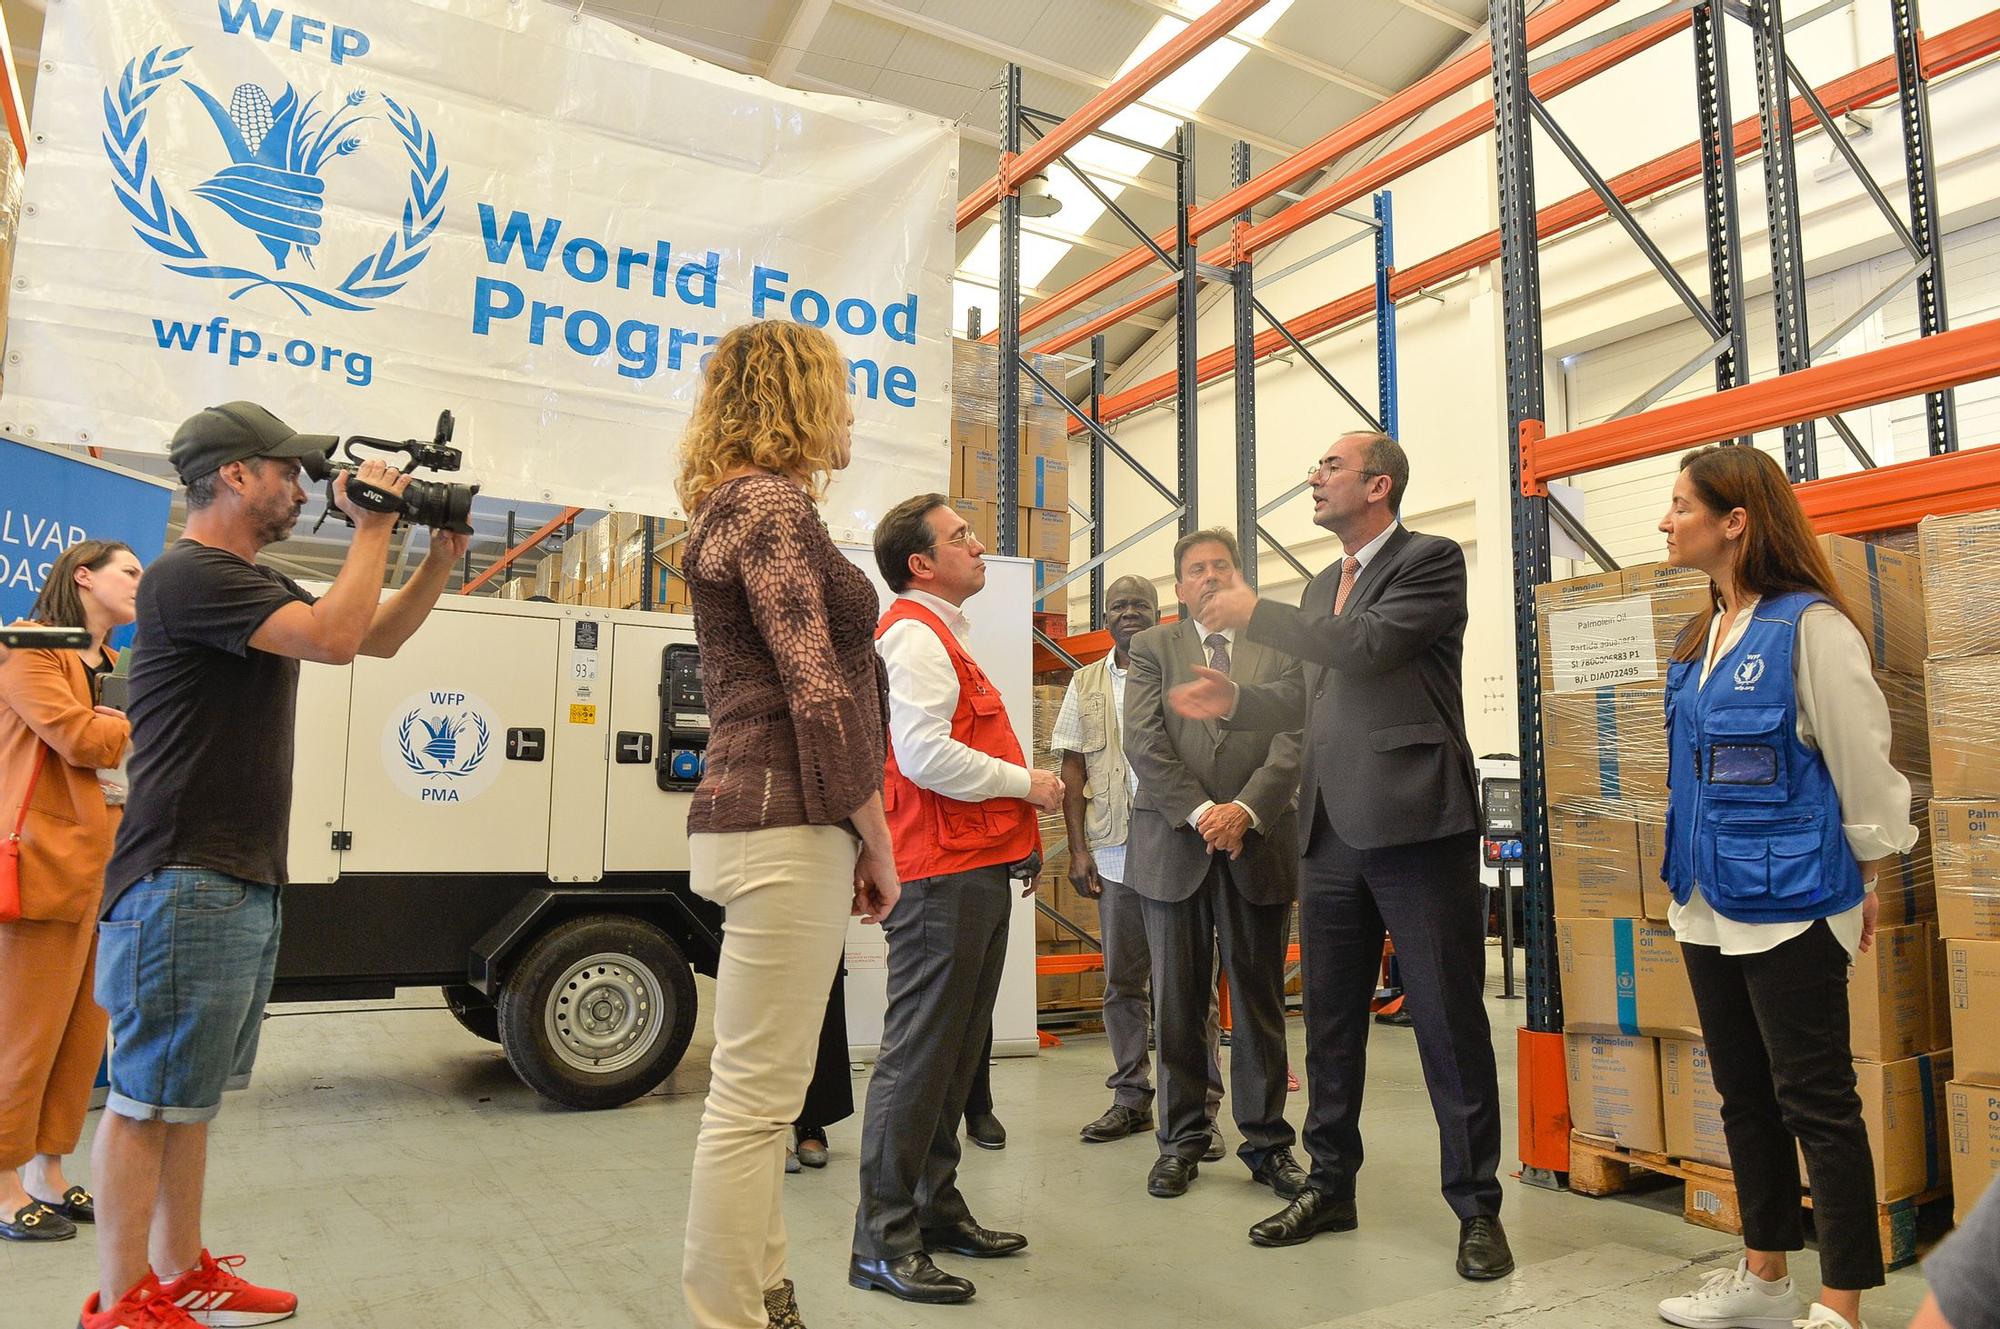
[1017,174,1063,218]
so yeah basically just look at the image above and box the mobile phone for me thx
[0,626,94,650]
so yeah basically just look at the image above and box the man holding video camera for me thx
[81,403,466,1329]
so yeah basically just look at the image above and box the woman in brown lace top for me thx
[675,320,898,1329]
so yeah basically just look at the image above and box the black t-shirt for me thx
[104,540,317,913]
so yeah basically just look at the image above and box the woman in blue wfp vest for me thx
[1651,445,1915,1329]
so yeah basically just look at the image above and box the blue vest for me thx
[1661,591,1864,924]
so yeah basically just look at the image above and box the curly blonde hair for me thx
[676,321,851,513]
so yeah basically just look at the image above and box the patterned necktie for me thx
[1333,557,1362,614]
[1205,632,1231,676]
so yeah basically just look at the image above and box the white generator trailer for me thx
[275,595,720,1110]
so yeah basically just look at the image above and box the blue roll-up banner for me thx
[0,435,174,636]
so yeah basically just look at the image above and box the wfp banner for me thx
[8,0,959,537]
[0,436,174,629]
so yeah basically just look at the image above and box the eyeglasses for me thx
[1306,460,1384,483]
[928,528,977,553]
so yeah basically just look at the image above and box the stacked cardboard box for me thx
[508,513,690,612]
[1919,510,2000,1221]
[950,338,1072,616]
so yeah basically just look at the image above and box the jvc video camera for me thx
[305,410,478,535]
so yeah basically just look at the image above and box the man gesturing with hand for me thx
[1122,529,1305,1205]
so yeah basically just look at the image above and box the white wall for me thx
[1063,0,2000,759]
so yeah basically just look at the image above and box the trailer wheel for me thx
[441,984,501,1044]
[497,914,697,1110]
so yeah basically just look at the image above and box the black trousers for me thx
[1298,810,1502,1219]
[852,867,1011,1259]
[1681,920,1884,1291]
[797,964,853,1131]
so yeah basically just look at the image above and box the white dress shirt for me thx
[1050,655,1134,881]
[1185,619,1260,833]
[1668,597,1918,959]
[877,589,1032,803]
[1346,519,1401,574]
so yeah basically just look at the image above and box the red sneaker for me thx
[79,1273,200,1329]
[157,1251,297,1326]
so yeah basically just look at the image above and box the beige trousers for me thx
[0,914,107,1169]
[682,823,858,1329]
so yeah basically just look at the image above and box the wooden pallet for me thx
[1568,1131,1947,1271]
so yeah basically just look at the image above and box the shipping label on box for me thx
[1623,562,1711,667]
[1821,534,1927,676]
[1928,656,2000,800]
[1557,918,1701,1039]
[1549,809,1643,919]
[1947,1079,2000,1225]
[1919,509,2000,660]
[1947,939,2000,1086]
[1934,800,2000,940]
[1659,1038,1730,1167]
[1565,1033,1665,1153]
[1546,597,1662,693]
[1850,923,1943,1062]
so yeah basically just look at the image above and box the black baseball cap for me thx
[169,402,337,484]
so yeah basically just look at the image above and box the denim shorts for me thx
[95,869,283,1124]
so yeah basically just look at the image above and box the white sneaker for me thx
[1794,1304,1866,1329]
[1657,1259,1807,1329]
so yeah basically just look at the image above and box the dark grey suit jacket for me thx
[1123,619,1304,906]
[1228,526,1480,852]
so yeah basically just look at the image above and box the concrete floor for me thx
[7,951,1937,1328]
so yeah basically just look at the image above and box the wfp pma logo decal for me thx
[102,38,446,314]
[382,689,499,805]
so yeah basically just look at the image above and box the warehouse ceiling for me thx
[0,0,1490,586]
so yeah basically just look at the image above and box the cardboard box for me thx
[1556,917,1701,1039]
[1018,453,1069,512]
[1877,668,1931,782]
[1638,819,1670,921]
[1032,559,1068,612]
[1819,534,1927,676]
[1850,923,1945,1062]
[1855,1053,1953,1203]
[1622,562,1711,669]
[1548,808,1643,919]
[1934,800,2000,940]
[945,497,996,553]
[1019,507,1070,562]
[1535,571,1628,693]
[1037,940,1082,1006]
[1926,655,2000,799]
[1565,1033,1665,1152]
[949,419,998,454]
[1659,1038,1730,1166]
[1918,509,2000,660]
[1947,1079,2000,1224]
[951,443,1000,504]
[1542,684,1668,818]
[1874,801,1934,929]
[1946,938,2000,1085]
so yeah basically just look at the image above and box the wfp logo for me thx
[103,45,447,314]
[1733,654,1767,690]
[383,690,499,805]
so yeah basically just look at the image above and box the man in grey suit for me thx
[1124,528,1307,1202]
[1175,432,1512,1281]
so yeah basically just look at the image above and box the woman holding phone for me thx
[1651,446,1914,1329]
[0,540,141,1242]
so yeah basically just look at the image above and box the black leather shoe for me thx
[1080,1103,1153,1143]
[1248,1146,1309,1200]
[1248,1189,1358,1248]
[0,1200,75,1242]
[1147,1155,1197,1198]
[1456,1215,1514,1280]
[922,1221,1028,1258]
[40,1186,93,1224]
[849,1252,976,1304]
[965,1111,1007,1150]
[1203,1125,1226,1162]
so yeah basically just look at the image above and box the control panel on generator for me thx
[659,643,709,791]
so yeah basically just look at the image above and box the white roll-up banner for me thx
[8,0,959,537]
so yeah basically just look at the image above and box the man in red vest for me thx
[849,494,1063,1307]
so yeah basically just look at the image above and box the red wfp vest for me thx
[876,597,1039,881]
